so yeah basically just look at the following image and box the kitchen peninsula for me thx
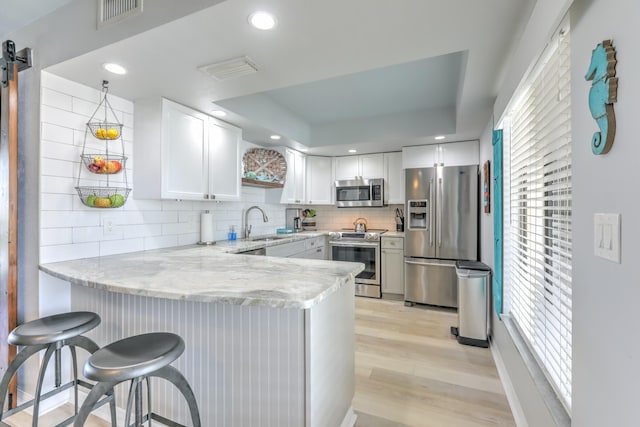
[40,238,363,427]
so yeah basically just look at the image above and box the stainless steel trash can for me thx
[451,261,491,347]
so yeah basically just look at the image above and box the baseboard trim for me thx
[340,405,358,427]
[490,339,529,427]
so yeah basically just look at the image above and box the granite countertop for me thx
[39,232,364,309]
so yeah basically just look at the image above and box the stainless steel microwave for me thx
[335,178,385,207]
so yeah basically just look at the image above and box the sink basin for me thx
[250,236,288,242]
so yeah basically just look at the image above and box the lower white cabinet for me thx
[381,236,405,295]
[298,236,327,259]
[266,236,327,260]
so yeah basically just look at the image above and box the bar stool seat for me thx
[8,311,100,346]
[75,332,201,427]
[0,311,116,427]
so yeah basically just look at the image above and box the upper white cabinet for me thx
[402,140,479,169]
[207,119,242,201]
[384,152,404,205]
[305,156,333,205]
[134,98,241,201]
[266,148,306,204]
[334,153,384,181]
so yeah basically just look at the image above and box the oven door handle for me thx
[329,241,380,248]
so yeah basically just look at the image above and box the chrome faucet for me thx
[243,206,269,239]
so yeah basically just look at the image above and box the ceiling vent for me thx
[97,0,143,28]
[198,56,259,81]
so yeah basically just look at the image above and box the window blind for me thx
[503,25,572,411]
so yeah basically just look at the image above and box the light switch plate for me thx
[594,213,621,263]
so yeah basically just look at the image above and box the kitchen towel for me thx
[200,211,214,243]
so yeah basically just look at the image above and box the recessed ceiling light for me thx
[299,148,308,152]
[270,135,281,140]
[211,110,227,117]
[348,149,357,153]
[434,135,446,140]
[102,63,127,75]
[248,11,276,30]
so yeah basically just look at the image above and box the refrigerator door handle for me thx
[438,176,443,248]
[429,178,434,247]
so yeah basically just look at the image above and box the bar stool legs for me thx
[0,312,116,426]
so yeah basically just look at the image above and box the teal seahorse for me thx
[585,40,618,155]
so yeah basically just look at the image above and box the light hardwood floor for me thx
[353,297,515,427]
[2,402,110,426]
[5,298,514,426]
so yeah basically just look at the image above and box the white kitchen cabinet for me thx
[133,98,241,201]
[266,239,307,257]
[305,156,333,205]
[272,148,306,204]
[384,152,404,205]
[402,140,479,169]
[381,236,405,296]
[266,236,326,260]
[334,153,384,181]
[207,118,241,201]
[299,236,327,259]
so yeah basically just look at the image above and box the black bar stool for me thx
[0,311,116,426]
[74,332,201,427]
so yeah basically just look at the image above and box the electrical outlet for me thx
[103,217,115,236]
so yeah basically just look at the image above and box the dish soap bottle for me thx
[228,225,237,241]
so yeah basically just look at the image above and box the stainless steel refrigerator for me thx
[404,166,478,308]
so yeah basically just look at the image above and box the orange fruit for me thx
[94,197,112,208]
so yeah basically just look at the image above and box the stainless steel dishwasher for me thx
[238,247,266,256]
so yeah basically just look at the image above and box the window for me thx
[501,23,572,411]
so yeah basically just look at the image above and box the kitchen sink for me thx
[249,235,288,242]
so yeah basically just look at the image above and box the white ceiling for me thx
[0,0,74,40]
[16,0,532,155]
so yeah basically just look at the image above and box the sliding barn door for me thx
[0,40,31,409]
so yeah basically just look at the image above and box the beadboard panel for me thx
[71,285,305,426]
[307,279,355,427]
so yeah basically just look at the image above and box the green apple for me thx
[109,194,125,208]
[86,194,97,207]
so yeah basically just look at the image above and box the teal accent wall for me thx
[492,129,503,318]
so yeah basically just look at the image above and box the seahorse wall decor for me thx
[585,40,618,155]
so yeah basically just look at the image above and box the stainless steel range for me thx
[329,229,387,298]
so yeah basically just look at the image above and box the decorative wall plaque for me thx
[585,40,618,155]
[242,148,287,187]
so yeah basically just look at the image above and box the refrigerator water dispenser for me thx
[407,200,428,230]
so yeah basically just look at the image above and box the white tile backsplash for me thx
[40,72,289,263]
[41,87,73,111]
[41,122,74,145]
[40,228,73,246]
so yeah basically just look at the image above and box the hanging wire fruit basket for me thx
[75,186,131,208]
[76,80,131,208]
[81,154,127,174]
[87,122,123,140]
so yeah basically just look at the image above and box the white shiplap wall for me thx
[39,71,286,265]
